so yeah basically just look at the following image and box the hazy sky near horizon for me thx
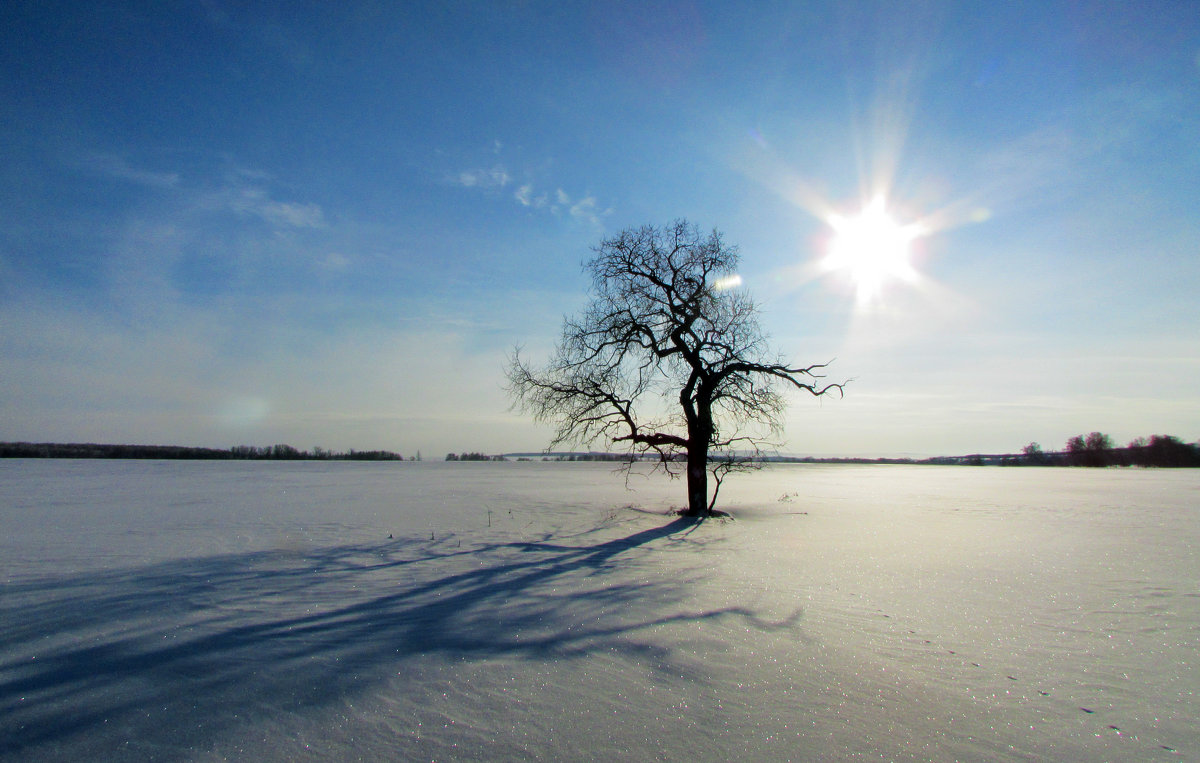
[2,1,1198,457]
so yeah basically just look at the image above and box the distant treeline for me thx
[1025,433,1200,468]
[505,433,1200,468]
[910,433,1200,468]
[544,452,637,462]
[0,442,406,461]
[445,452,507,461]
[5,433,1196,467]
[499,452,666,462]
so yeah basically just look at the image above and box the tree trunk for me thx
[684,443,709,516]
[681,394,713,517]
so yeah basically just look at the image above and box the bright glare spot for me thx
[823,197,921,304]
[713,274,743,291]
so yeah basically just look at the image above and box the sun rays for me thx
[821,196,924,306]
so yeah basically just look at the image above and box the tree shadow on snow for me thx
[0,513,796,758]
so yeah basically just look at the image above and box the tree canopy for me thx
[507,220,844,516]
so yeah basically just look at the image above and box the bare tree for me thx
[1066,431,1113,467]
[507,220,845,517]
[1021,441,1049,465]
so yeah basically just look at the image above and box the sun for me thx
[822,197,921,304]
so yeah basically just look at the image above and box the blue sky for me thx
[2,0,1197,457]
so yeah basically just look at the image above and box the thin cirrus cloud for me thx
[456,165,511,189]
[69,155,339,318]
[564,194,608,227]
[513,181,606,225]
[82,151,327,233]
[226,187,326,229]
[455,156,612,227]
[81,152,182,189]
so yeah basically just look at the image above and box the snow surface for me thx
[1,460,1197,761]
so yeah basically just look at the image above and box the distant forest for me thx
[512,432,1200,468]
[2,432,1197,467]
[1011,433,1200,468]
[769,433,1199,468]
[834,433,1200,468]
[0,442,405,461]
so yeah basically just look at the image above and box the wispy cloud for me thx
[257,198,324,228]
[453,143,613,226]
[319,252,352,271]
[511,184,611,226]
[567,195,610,227]
[455,165,511,189]
[82,153,181,188]
[221,186,326,228]
[79,154,325,231]
[514,184,547,209]
[500,180,615,226]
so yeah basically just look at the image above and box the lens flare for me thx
[713,274,743,291]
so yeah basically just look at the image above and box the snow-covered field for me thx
[1,460,1196,761]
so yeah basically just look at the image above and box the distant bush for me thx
[1020,442,1053,466]
[1066,432,1114,467]
[1124,435,1200,468]
[1056,432,1199,468]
